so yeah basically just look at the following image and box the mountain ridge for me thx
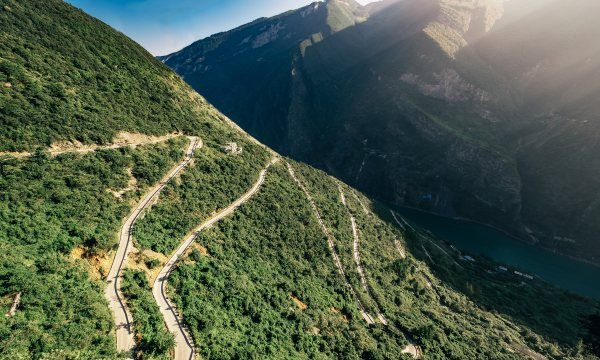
[161,0,600,265]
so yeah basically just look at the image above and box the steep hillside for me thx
[1,0,599,359]
[162,0,600,264]
[0,0,230,151]
[159,0,368,147]
[0,0,268,357]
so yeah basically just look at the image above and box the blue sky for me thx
[67,0,378,56]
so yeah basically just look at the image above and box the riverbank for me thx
[394,206,600,299]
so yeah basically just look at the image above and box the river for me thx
[396,207,600,299]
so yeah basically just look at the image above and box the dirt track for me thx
[287,164,375,324]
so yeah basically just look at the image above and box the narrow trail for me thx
[153,158,278,360]
[4,292,21,318]
[421,244,435,263]
[1,133,180,160]
[338,185,388,325]
[390,211,462,268]
[332,188,421,357]
[105,136,200,357]
[390,210,415,232]
[509,343,549,360]
[390,215,539,359]
[390,210,409,259]
[402,344,423,359]
[351,191,370,215]
[286,163,375,325]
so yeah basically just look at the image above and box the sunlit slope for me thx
[0,0,267,358]
[0,0,232,151]
[0,139,189,358]
[157,160,599,359]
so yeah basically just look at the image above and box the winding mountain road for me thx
[287,164,375,324]
[105,136,200,357]
[338,185,388,325]
[390,210,462,268]
[153,158,278,360]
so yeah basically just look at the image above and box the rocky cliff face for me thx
[424,0,504,57]
[159,0,368,148]
[162,0,600,264]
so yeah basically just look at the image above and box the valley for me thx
[396,206,600,299]
[1,0,599,359]
[161,0,600,266]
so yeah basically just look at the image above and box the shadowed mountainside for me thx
[161,0,600,264]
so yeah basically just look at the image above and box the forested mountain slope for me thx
[162,0,600,264]
[0,0,233,151]
[0,0,599,359]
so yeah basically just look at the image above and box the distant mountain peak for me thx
[325,0,369,32]
[324,0,361,5]
[159,0,371,75]
[424,0,505,57]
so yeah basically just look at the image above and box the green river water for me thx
[396,207,600,299]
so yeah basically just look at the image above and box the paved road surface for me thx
[153,158,277,360]
[105,136,200,357]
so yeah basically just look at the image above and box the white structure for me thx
[222,142,242,155]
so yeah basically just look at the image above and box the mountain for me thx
[159,0,369,147]
[1,0,599,359]
[161,0,600,265]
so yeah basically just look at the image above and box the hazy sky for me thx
[66,0,379,56]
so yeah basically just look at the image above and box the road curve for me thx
[153,158,278,360]
[105,136,200,357]
[287,163,375,325]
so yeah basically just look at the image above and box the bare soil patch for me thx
[291,294,308,310]
[108,168,137,199]
[70,247,112,280]
[127,248,168,286]
[49,131,179,155]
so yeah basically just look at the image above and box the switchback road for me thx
[105,136,200,357]
[287,163,375,325]
[153,158,277,360]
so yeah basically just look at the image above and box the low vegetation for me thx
[162,159,599,359]
[169,163,411,358]
[295,162,600,359]
[2,1,599,359]
[0,0,229,152]
[121,269,174,360]
[399,216,600,356]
